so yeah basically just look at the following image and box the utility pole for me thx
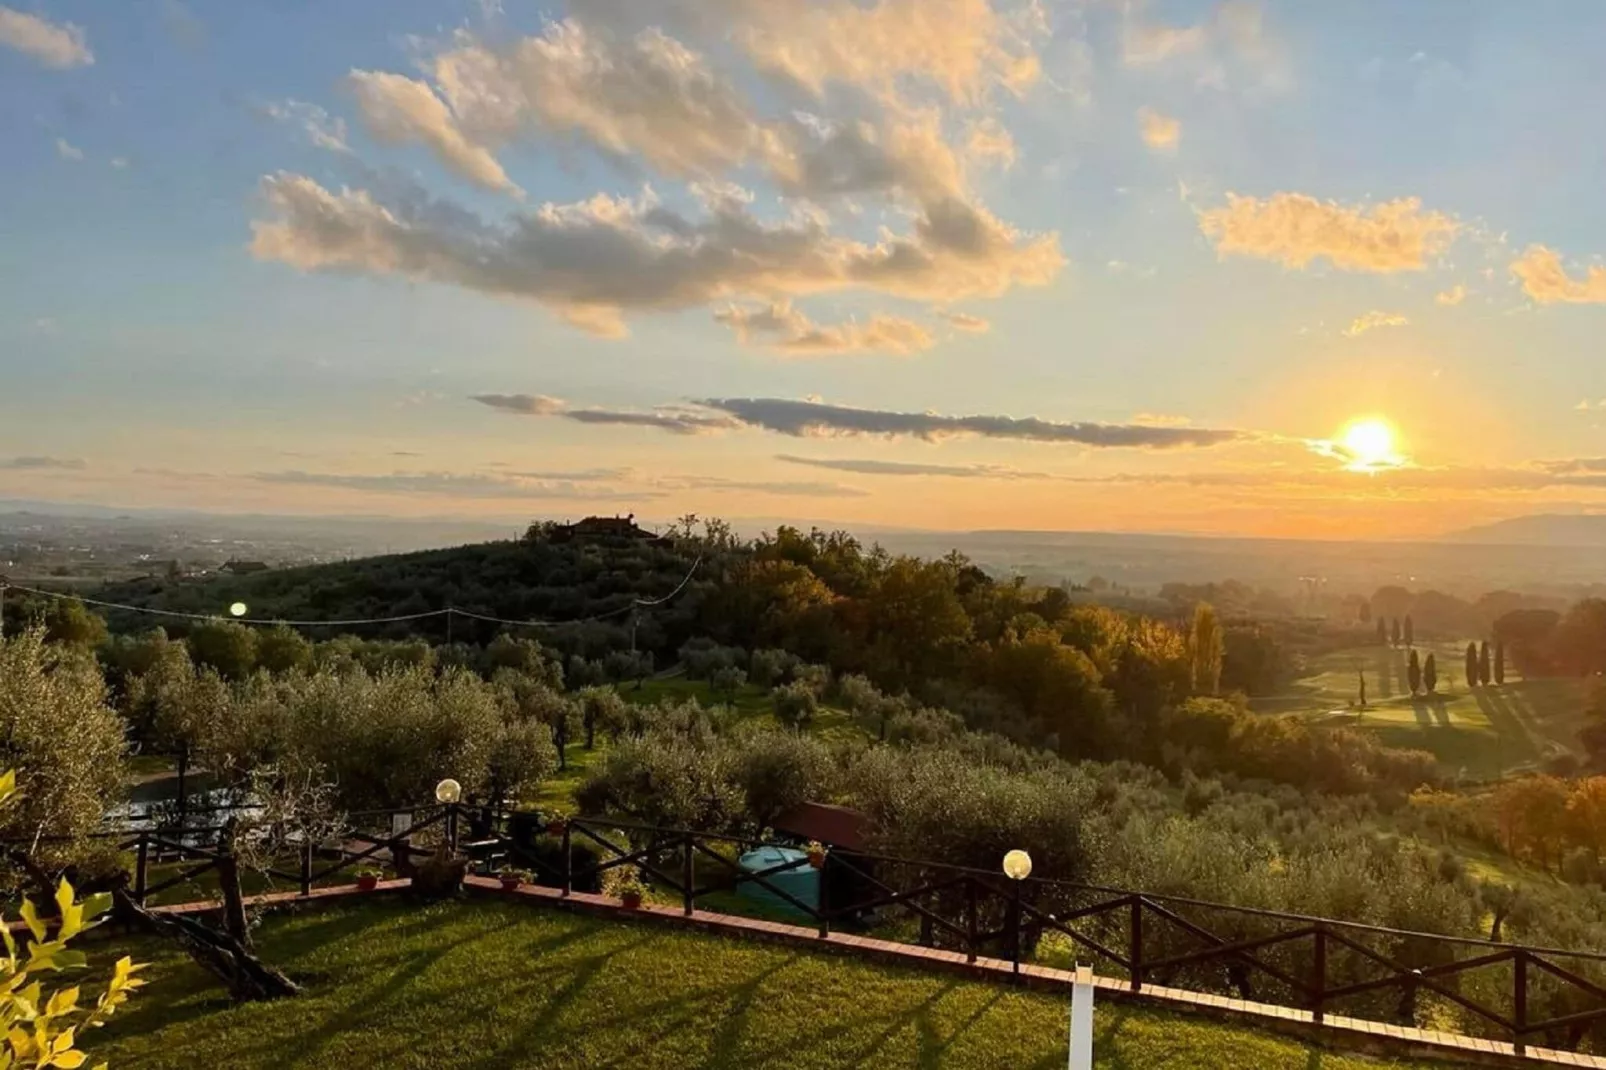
[0,579,6,640]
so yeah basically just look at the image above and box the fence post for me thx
[135,832,149,905]
[1312,926,1327,1025]
[300,838,313,897]
[561,821,572,897]
[965,878,978,964]
[445,803,459,857]
[682,832,695,917]
[1514,949,1528,1056]
[1129,896,1144,992]
[1011,877,1023,977]
[816,851,830,939]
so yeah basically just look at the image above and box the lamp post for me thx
[1003,849,1032,976]
[436,778,462,855]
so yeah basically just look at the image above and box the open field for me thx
[1250,640,1589,779]
[85,898,1451,1069]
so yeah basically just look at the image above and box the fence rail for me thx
[22,801,1606,1057]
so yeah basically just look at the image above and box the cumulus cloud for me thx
[939,310,990,332]
[698,397,1249,447]
[54,137,83,161]
[254,4,1058,343]
[1344,310,1409,337]
[1199,193,1458,273]
[250,174,1061,336]
[1510,245,1606,304]
[776,454,1046,479]
[0,6,91,68]
[1137,107,1180,152]
[715,302,935,355]
[1436,284,1467,306]
[1,455,85,470]
[348,70,522,197]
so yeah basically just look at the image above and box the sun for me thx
[1337,418,1402,471]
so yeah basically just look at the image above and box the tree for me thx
[1495,641,1506,685]
[1494,776,1570,869]
[1465,643,1479,690]
[1376,618,1388,645]
[1391,618,1402,647]
[1566,778,1606,862]
[1403,615,1415,647]
[577,687,628,750]
[0,770,146,1067]
[773,681,818,729]
[1187,603,1225,697]
[1407,649,1422,695]
[710,665,747,704]
[1479,641,1493,687]
[186,621,259,681]
[255,624,312,674]
[37,598,109,649]
[1423,653,1437,694]
[0,631,127,876]
[1357,667,1367,709]
[125,641,227,820]
[1358,600,1372,624]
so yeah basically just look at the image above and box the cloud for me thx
[662,474,868,498]
[1198,193,1458,273]
[714,302,935,355]
[250,174,1062,336]
[776,454,1046,479]
[109,156,128,169]
[939,310,990,332]
[965,118,1017,168]
[469,393,741,435]
[54,137,83,161]
[1510,245,1606,305]
[0,6,91,68]
[251,469,649,501]
[348,70,522,197]
[698,397,1250,447]
[1137,107,1180,152]
[159,0,204,50]
[2,456,86,470]
[1122,0,1285,90]
[1436,284,1466,307]
[1131,413,1193,428]
[1344,310,1409,337]
[260,99,351,154]
[471,393,567,415]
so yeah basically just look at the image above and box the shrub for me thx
[773,682,818,729]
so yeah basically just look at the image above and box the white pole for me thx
[1068,964,1094,1070]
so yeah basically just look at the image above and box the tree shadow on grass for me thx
[1474,688,1540,764]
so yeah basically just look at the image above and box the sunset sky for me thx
[4,0,1606,538]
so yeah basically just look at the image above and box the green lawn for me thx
[1249,641,1586,779]
[84,898,1450,1069]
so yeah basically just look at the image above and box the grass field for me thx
[1249,640,1588,779]
[84,898,1452,1069]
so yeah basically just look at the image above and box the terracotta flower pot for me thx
[621,890,643,910]
[545,820,566,837]
[500,876,522,891]
[357,875,379,892]
[807,852,826,870]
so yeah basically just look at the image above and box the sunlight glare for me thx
[1337,418,1402,472]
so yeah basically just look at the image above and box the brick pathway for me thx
[462,875,1606,1070]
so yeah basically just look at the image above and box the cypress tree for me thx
[1391,618,1402,647]
[1407,648,1422,695]
[1480,641,1492,686]
[1424,653,1437,693]
[1404,615,1415,647]
[1495,642,1506,685]
[1466,643,1479,689]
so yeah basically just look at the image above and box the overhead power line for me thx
[0,555,702,632]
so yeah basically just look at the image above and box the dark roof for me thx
[772,802,869,852]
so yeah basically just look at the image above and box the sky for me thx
[4,0,1606,539]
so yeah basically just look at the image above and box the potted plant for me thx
[805,841,827,869]
[604,864,646,909]
[497,867,531,892]
[355,865,384,892]
[544,810,570,837]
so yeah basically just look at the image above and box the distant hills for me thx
[1448,514,1606,547]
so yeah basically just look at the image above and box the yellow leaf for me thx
[17,901,45,945]
[44,986,79,1018]
[0,769,17,802]
[50,1026,77,1054]
[51,1051,87,1069]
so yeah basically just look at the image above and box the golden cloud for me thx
[1510,245,1606,304]
[1343,310,1408,337]
[1137,107,1181,152]
[1198,192,1459,273]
